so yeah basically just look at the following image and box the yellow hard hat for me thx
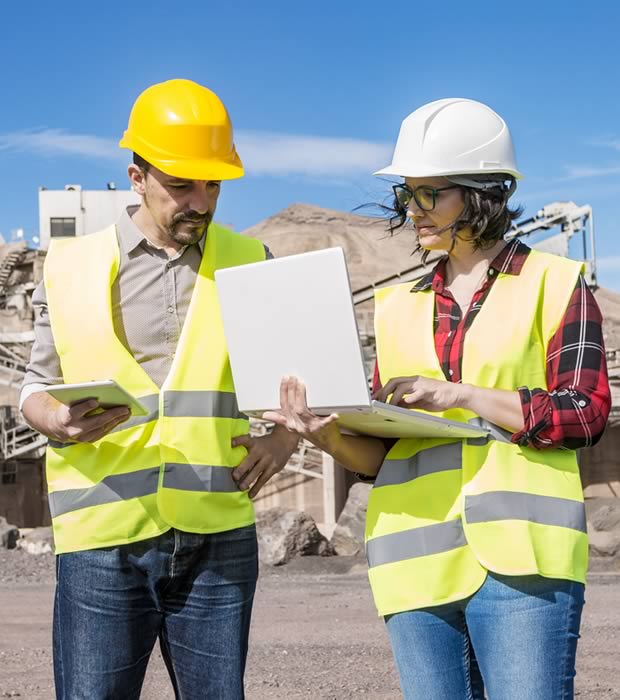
[119,79,243,180]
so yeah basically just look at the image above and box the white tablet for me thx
[44,380,150,417]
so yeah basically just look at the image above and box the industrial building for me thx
[37,184,139,250]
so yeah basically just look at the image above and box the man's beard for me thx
[168,210,213,246]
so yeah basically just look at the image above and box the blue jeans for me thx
[386,572,585,700]
[53,525,259,700]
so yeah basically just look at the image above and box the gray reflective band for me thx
[47,391,244,449]
[467,417,513,445]
[366,519,466,569]
[163,463,240,493]
[109,393,160,434]
[375,442,462,488]
[49,461,242,518]
[48,466,160,518]
[164,391,244,419]
[465,491,587,533]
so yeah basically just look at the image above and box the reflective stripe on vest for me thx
[162,463,240,492]
[367,491,587,571]
[375,442,461,487]
[49,467,161,518]
[48,462,242,518]
[47,390,241,448]
[162,390,244,418]
[465,491,587,533]
[367,519,466,568]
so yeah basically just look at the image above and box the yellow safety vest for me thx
[44,223,265,554]
[368,249,588,616]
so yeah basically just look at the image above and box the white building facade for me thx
[38,185,139,250]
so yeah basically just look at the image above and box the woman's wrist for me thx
[302,422,343,456]
[456,383,476,411]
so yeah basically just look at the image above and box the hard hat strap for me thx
[447,175,517,198]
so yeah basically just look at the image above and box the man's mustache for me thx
[172,211,212,226]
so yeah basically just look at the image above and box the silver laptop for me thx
[215,247,489,440]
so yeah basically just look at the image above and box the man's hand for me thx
[51,400,131,443]
[23,392,130,443]
[373,375,466,413]
[231,426,299,498]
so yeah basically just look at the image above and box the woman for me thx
[261,98,611,699]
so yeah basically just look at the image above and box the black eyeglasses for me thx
[392,183,461,212]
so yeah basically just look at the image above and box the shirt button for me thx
[167,306,174,313]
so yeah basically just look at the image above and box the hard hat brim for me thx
[143,156,244,181]
[374,163,523,179]
[119,134,244,181]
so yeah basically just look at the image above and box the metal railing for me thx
[0,245,27,297]
[0,343,27,373]
[0,406,47,460]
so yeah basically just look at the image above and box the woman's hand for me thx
[263,376,387,478]
[262,376,342,452]
[373,375,466,413]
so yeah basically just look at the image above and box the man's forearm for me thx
[304,428,386,477]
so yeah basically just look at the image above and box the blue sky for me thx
[1,1,619,289]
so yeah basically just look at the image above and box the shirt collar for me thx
[116,205,206,257]
[116,206,144,255]
[410,239,531,294]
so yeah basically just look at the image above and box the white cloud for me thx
[0,127,392,178]
[557,137,620,180]
[560,164,620,180]
[588,137,620,152]
[0,128,122,161]
[236,131,392,176]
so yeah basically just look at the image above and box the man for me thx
[21,78,299,699]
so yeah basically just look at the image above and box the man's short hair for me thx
[133,152,151,172]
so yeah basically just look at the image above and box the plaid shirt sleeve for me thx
[512,275,611,449]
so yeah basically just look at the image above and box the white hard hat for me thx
[375,98,523,180]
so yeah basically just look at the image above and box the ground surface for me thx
[1,551,619,699]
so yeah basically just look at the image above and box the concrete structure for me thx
[38,185,139,250]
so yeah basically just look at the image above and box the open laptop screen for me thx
[215,247,370,415]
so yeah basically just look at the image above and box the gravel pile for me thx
[0,549,55,585]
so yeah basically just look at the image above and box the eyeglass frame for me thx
[392,183,461,212]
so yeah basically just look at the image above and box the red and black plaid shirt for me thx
[374,239,611,449]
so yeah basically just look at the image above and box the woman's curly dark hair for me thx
[383,178,523,262]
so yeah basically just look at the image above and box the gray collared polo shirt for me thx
[21,207,271,403]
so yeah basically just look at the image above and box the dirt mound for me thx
[595,287,620,350]
[243,202,431,293]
